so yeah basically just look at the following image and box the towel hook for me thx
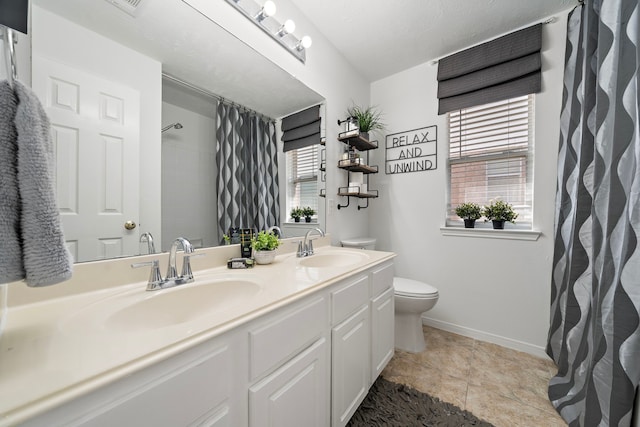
[1,25,18,87]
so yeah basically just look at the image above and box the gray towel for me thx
[14,80,73,287]
[0,81,24,283]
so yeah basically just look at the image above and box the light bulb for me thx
[278,19,295,36]
[296,35,313,51]
[255,0,276,21]
[284,19,296,33]
[263,1,276,17]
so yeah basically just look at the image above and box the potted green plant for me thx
[290,207,302,223]
[346,105,384,140]
[302,206,316,222]
[455,202,482,228]
[483,199,518,229]
[251,230,281,265]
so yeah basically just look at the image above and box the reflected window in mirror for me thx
[286,145,318,223]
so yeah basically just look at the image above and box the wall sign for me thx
[385,125,437,174]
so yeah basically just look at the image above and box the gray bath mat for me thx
[347,377,495,427]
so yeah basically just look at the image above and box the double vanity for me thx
[0,237,395,426]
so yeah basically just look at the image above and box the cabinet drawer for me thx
[371,261,394,297]
[249,296,327,381]
[331,274,369,324]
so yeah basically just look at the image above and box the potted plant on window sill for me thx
[251,230,281,265]
[302,207,316,223]
[346,105,384,141]
[290,207,302,223]
[455,202,482,228]
[483,199,518,229]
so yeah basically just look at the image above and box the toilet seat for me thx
[394,277,439,298]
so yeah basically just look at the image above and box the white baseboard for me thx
[421,316,550,360]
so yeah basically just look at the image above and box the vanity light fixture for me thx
[224,0,310,63]
[277,19,295,37]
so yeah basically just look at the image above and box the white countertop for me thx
[0,242,394,425]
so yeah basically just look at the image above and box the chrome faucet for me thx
[139,232,156,254]
[298,228,325,257]
[132,237,203,291]
[166,237,195,282]
[267,225,284,238]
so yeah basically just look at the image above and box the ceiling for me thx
[290,0,577,82]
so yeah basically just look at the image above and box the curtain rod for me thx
[429,16,558,66]
[162,72,273,121]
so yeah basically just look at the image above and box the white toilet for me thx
[340,237,440,353]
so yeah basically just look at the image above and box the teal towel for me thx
[0,80,24,283]
[14,80,73,286]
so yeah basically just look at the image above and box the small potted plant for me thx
[347,105,384,140]
[483,199,518,229]
[251,230,281,265]
[455,202,482,228]
[290,207,302,223]
[302,206,316,222]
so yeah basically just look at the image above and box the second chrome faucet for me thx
[297,228,325,257]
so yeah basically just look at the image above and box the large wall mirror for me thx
[30,0,326,263]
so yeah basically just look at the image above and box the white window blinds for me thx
[447,94,534,227]
[286,145,318,220]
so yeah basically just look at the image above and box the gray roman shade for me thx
[281,105,321,152]
[0,0,29,33]
[437,24,542,114]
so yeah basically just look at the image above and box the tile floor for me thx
[381,326,567,426]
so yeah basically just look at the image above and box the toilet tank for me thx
[340,237,377,250]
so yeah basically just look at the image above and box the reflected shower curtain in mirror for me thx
[547,2,640,426]
[216,102,280,241]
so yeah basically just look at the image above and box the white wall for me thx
[161,101,217,252]
[369,13,570,357]
[31,6,162,250]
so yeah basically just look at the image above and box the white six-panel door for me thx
[32,56,141,262]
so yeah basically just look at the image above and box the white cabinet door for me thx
[332,305,371,427]
[371,286,395,379]
[249,338,328,427]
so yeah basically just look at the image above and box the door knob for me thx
[124,220,137,230]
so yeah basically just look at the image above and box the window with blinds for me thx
[447,94,534,228]
[286,145,318,221]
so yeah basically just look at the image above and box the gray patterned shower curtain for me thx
[216,102,280,241]
[547,2,640,426]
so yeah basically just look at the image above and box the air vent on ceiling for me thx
[104,0,143,17]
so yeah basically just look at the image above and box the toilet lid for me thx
[340,237,377,247]
[394,277,439,298]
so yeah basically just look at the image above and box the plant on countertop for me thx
[347,105,385,134]
[483,199,518,226]
[251,230,280,252]
[455,202,482,220]
[290,207,303,222]
[222,234,231,245]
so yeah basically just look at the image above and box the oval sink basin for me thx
[298,251,369,268]
[106,279,261,330]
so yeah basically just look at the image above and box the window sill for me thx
[284,221,319,226]
[440,227,541,241]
